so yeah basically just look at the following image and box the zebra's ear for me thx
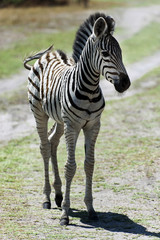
[93,17,107,38]
[109,16,115,35]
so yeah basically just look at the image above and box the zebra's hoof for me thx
[60,217,69,226]
[55,194,63,208]
[88,210,99,221]
[43,201,51,209]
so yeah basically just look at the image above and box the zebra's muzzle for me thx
[114,73,131,93]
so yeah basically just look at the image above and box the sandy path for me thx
[114,5,160,41]
[0,5,160,144]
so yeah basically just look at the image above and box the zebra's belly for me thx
[42,97,63,124]
[80,110,103,121]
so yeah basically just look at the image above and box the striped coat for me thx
[28,46,105,124]
[24,13,130,226]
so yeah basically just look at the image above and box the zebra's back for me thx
[28,50,74,123]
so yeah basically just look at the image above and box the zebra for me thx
[24,13,130,226]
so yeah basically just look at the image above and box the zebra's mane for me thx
[72,12,115,63]
[56,49,75,66]
[57,49,68,64]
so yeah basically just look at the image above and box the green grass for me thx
[132,66,160,91]
[0,68,160,239]
[0,17,160,79]
[0,29,75,78]
[121,21,160,64]
[91,0,160,5]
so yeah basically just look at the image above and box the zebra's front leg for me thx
[83,120,100,220]
[60,123,80,226]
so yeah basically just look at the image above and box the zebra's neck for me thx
[75,37,100,94]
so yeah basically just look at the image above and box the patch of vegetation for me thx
[121,22,160,64]
[132,66,160,89]
[0,29,75,79]
[0,85,28,111]
[0,16,160,79]
[91,0,160,6]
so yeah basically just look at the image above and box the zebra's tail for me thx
[24,45,53,70]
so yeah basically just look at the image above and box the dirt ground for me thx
[0,4,160,240]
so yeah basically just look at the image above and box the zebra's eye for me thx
[101,51,110,58]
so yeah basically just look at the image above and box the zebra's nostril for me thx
[110,79,114,84]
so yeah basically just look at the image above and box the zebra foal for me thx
[24,13,130,225]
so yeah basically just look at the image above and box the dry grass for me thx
[0,2,126,51]
[0,1,127,28]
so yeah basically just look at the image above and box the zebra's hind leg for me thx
[31,102,52,209]
[83,120,100,221]
[48,123,64,208]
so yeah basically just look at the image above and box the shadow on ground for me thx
[69,209,160,238]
